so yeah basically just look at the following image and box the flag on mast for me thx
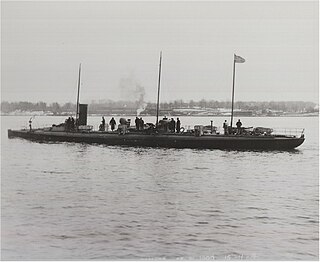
[234,54,245,63]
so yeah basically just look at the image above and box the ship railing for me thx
[174,126,305,138]
[271,128,304,137]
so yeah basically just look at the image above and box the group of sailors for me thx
[100,116,142,132]
[161,116,181,133]
[65,116,77,131]
[223,119,243,135]
[100,116,116,131]
[135,117,145,130]
[98,116,182,133]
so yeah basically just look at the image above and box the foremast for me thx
[156,51,162,127]
[75,63,81,127]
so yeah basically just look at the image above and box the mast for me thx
[230,54,245,128]
[156,51,162,127]
[75,63,81,125]
[230,55,236,128]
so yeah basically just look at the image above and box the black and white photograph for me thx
[1,0,319,260]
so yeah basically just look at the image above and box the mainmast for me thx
[156,51,162,127]
[75,63,81,125]
[230,56,236,128]
[230,54,245,128]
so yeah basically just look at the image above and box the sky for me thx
[1,1,319,104]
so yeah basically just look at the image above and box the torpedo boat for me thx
[7,126,305,150]
[7,54,305,150]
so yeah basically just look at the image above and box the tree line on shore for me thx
[0,100,318,114]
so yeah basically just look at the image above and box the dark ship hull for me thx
[8,129,305,150]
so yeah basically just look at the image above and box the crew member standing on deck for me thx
[135,117,140,131]
[65,117,71,131]
[71,117,75,131]
[176,118,181,133]
[236,119,242,135]
[109,117,116,131]
[168,118,173,132]
[223,120,228,135]
[29,118,32,131]
[100,116,106,131]
[139,117,144,130]
[163,116,168,132]
[170,118,176,133]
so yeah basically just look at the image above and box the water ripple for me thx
[2,116,318,260]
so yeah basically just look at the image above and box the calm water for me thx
[1,116,319,260]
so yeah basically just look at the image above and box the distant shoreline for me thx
[1,113,318,117]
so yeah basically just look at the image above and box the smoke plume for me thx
[119,75,147,116]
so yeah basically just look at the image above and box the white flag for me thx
[234,54,245,63]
